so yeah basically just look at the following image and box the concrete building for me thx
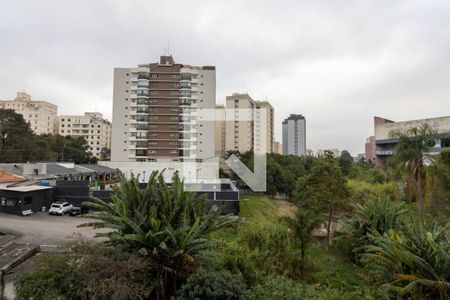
[111,55,216,162]
[274,141,283,154]
[306,148,314,156]
[282,114,306,156]
[58,112,112,159]
[215,104,226,158]
[0,92,58,135]
[366,115,450,168]
[224,93,274,154]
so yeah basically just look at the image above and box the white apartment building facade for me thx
[282,114,306,156]
[111,55,216,162]
[59,112,112,158]
[0,92,58,135]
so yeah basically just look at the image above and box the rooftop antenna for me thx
[162,43,170,56]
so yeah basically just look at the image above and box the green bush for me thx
[176,269,247,300]
[347,180,402,205]
[334,198,408,263]
[15,241,149,300]
[218,222,299,284]
[363,220,450,299]
[246,276,316,300]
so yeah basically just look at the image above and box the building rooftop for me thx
[0,185,52,192]
[0,171,26,184]
[282,114,305,124]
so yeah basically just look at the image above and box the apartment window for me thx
[61,118,65,122]
[61,124,65,127]
[61,130,64,133]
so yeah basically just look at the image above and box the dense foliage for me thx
[82,171,226,299]
[0,108,95,163]
[15,241,149,300]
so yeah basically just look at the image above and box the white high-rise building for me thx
[0,92,58,135]
[58,112,112,158]
[111,55,216,162]
[282,114,306,156]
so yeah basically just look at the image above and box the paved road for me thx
[0,212,109,246]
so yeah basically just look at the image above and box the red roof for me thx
[0,171,26,183]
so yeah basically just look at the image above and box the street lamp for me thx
[142,170,146,182]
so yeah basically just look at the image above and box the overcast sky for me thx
[1,0,450,155]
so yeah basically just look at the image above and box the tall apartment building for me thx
[274,141,283,154]
[215,104,226,158]
[0,92,58,135]
[58,112,112,158]
[282,114,306,156]
[224,93,274,154]
[111,55,216,162]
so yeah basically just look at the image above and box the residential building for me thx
[58,112,112,159]
[366,115,450,168]
[0,92,58,134]
[111,55,216,162]
[215,104,226,158]
[282,114,306,156]
[224,93,274,154]
[274,141,283,154]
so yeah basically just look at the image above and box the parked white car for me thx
[48,202,73,216]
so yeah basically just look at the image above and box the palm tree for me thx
[390,123,437,216]
[81,170,226,300]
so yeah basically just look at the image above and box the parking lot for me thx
[0,212,109,246]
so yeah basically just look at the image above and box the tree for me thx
[290,203,322,278]
[0,109,35,162]
[338,150,354,176]
[390,124,437,216]
[295,158,349,247]
[82,171,226,299]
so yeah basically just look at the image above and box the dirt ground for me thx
[0,212,108,246]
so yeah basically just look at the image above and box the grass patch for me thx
[239,194,279,224]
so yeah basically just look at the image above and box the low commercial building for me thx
[0,186,53,216]
[366,116,450,168]
[58,112,112,159]
[0,92,58,134]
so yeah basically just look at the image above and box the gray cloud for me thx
[1,0,450,155]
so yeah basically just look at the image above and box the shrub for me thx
[363,220,450,299]
[15,241,149,300]
[176,269,248,300]
[246,276,316,300]
[218,222,298,284]
[334,198,408,263]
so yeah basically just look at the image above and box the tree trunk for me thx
[300,239,305,279]
[326,208,333,249]
[407,172,413,203]
[417,167,424,217]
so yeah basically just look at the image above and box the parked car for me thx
[48,202,73,216]
[69,205,89,216]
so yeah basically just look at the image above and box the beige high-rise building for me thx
[0,92,58,135]
[224,93,274,154]
[59,112,112,158]
[274,141,283,154]
[215,104,226,158]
